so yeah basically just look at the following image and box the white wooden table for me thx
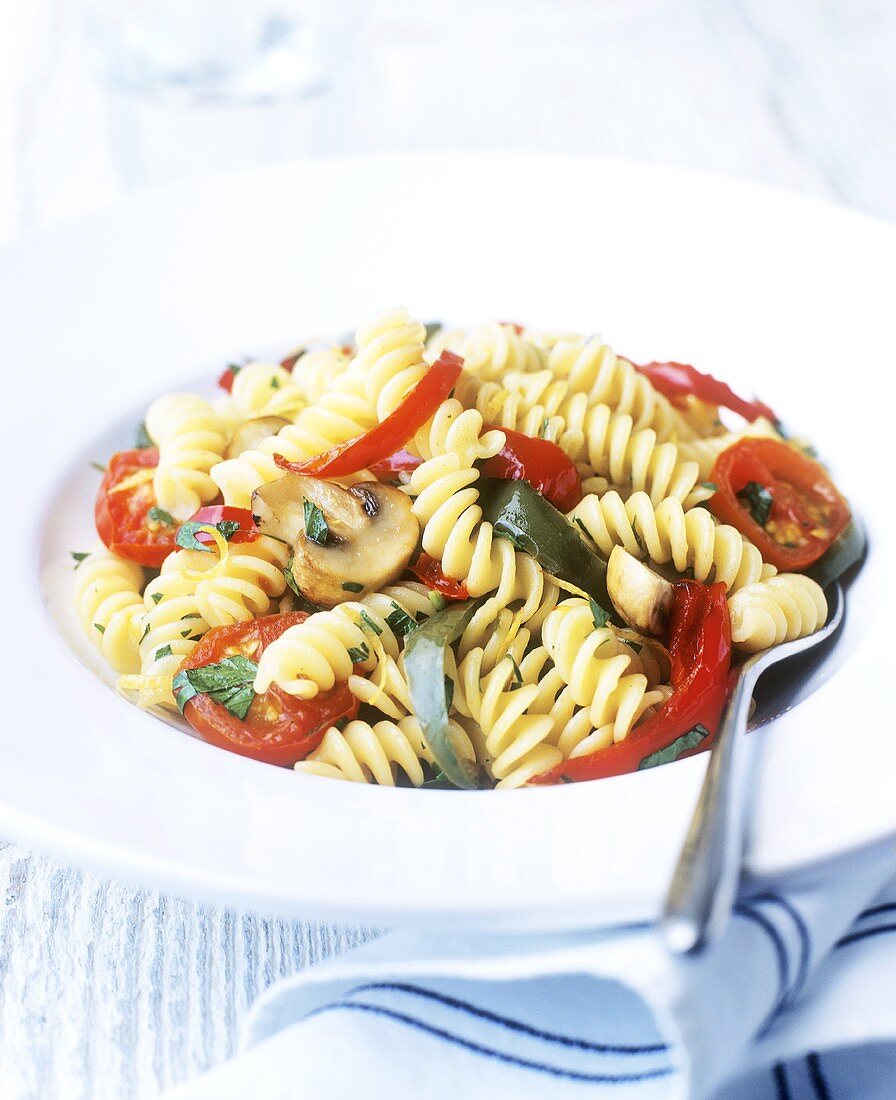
[1,1,894,1095]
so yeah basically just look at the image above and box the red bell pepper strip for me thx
[274,350,464,479]
[532,579,732,784]
[480,427,583,512]
[632,360,777,424]
[369,449,422,478]
[217,364,239,392]
[410,553,470,601]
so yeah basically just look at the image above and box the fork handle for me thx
[660,666,762,954]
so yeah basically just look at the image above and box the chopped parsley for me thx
[140,622,151,642]
[155,644,173,659]
[444,674,455,712]
[589,599,611,630]
[71,551,89,568]
[737,480,774,527]
[385,602,417,639]
[347,642,370,663]
[701,482,718,493]
[148,506,175,527]
[505,653,523,690]
[176,518,242,552]
[303,499,329,546]
[359,609,383,636]
[172,654,258,720]
[150,592,164,604]
[94,622,105,634]
[341,581,364,593]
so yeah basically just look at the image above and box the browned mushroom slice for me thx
[606,546,674,637]
[252,473,419,608]
[225,416,290,460]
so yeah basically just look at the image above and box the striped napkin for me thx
[168,846,896,1099]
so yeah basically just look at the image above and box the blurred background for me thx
[1,0,894,245]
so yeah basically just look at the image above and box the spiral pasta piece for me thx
[428,321,545,382]
[193,535,290,628]
[74,549,145,674]
[144,393,228,520]
[541,598,668,745]
[456,628,562,788]
[727,574,828,653]
[289,345,352,404]
[681,417,782,478]
[130,549,219,708]
[353,307,431,421]
[295,716,478,787]
[548,337,696,441]
[570,490,775,592]
[225,361,306,421]
[254,583,434,699]
[460,369,710,505]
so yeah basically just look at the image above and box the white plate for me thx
[2,154,892,930]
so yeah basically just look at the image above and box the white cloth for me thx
[167,845,896,1099]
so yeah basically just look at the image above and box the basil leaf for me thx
[155,644,173,659]
[478,478,617,622]
[148,506,175,526]
[303,499,329,546]
[176,519,243,553]
[639,724,710,770]
[150,592,163,604]
[737,481,773,527]
[701,482,718,493]
[71,551,89,568]
[135,422,153,449]
[347,642,370,663]
[172,654,258,720]
[216,520,241,541]
[443,674,454,713]
[359,610,382,636]
[385,602,417,639]
[505,653,523,690]
[341,581,364,593]
[94,622,105,634]
[806,518,866,590]
[404,600,489,789]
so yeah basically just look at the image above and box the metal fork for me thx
[661,581,845,955]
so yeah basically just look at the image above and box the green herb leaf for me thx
[505,653,523,690]
[172,655,258,720]
[385,602,417,639]
[424,321,443,343]
[140,622,151,642]
[176,519,243,553]
[341,581,364,593]
[148,506,175,526]
[701,482,718,493]
[216,520,241,541]
[347,642,370,663]
[359,609,383,636]
[71,551,89,568]
[270,375,280,389]
[737,481,774,527]
[150,592,163,604]
[478,478,617,622]
[155,643,173,659]
[428,591,447,612]
[639,724,710,770]
[135,422,153,449]
[283,556,322,613]
[589,598,611,630]
[303,499,329,546]
[443,674,454,712]
[94,622,105,634]
[90,461,106,473]
[404,600,489,790]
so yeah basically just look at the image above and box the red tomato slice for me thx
[95,448,179,567]
[632,360,777,423]
[189,505,259,546]
[709,438,850,571]
[410,553,469,600]
[180,613,359,766]
[480,427,583,512]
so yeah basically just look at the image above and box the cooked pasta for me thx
[74,549,145,674]
[727,574,828,654]
[77,305,851,789]
[145,393,228,520]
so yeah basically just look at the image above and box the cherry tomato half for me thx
[189,505,259,546]
[410,553,470,601]
[709,438,850,571]
[180,612,359,766]
[95,448,179,567]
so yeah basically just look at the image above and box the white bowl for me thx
[2,154,892,929]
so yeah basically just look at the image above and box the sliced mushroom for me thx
[606,546,674,637]
[252,473,419,608]
[225,416,289,460]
